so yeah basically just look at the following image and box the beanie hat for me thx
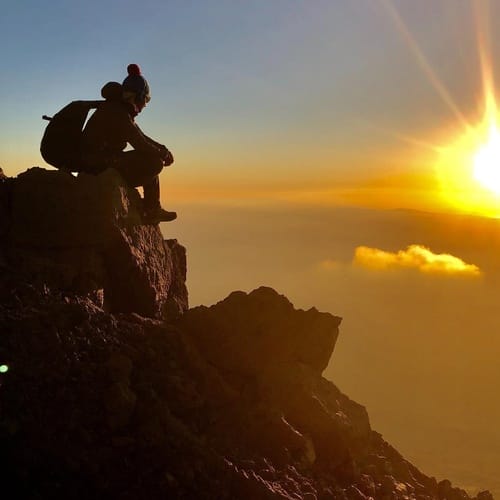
[122,64,151,104]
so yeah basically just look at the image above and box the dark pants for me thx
[82,150,164,210]
[114,151,164,210]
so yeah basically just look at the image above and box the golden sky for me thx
[4,1,500,219]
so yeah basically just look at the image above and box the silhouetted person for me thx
[81,64,176,223]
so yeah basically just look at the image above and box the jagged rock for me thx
[477,492,495,500]
[107,353,133,383]
[437,479,474,500]
[0,167,187,320]
[0,169,10,242]
[179,288,359,469]
[179,286,341,376]
[105,381,137,430]
[163,238,188,319]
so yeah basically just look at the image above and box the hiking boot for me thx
[143,207,177,224]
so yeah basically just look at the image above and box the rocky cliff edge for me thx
[0,167,188,319]
[0,168,493,499]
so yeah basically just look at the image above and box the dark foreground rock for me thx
[0,281,492,499]
[0,168,493,499]
[0,167,187,320]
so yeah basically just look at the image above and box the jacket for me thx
[82,101,167,159]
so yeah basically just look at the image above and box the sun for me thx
[473,122,500,194]
[435,92,500,218]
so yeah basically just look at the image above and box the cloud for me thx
[353,244,481,276]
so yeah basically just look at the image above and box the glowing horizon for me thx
[4,2,500,220]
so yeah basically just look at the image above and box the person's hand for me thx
[160,146,174,166]
[163,151,174,166]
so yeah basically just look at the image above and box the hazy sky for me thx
[4,1,500,214]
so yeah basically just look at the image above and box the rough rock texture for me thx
[181,287,340,375]
[0,168,493,499]
[0,279,492,499]
[0,167,187,320]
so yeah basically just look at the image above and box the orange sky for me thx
[5,2,500,220]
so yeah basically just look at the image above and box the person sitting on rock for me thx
[81,64,176,224]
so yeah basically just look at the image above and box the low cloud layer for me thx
[354,244,481,276]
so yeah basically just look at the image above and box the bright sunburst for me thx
[435,90,500,218]
[381,0,500,217]
[431,8,500,219]
[473,122,500,195]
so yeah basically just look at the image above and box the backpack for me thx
[40,100,102,171]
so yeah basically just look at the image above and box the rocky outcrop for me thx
[179,288,362,471]
[180,287,340,375]
[0,167,187,320]
[0,168,492,499]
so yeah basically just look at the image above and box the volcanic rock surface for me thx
[0,167,187,319]
[0,168,493,499]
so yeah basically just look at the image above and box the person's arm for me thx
[142,133,163,150]
[126,118,174,165]
[142,132,174,166]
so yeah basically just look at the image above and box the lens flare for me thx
[0,365,8,373]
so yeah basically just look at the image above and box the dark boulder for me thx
[0,167,187,320]
[179,286,341,376]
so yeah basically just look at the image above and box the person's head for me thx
[122,63,151,113]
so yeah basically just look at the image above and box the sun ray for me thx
[388,132,442,153]
[473,0,497,127]
[375,126,442,153]
[379,0,471,131]
[355,118,443,154]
